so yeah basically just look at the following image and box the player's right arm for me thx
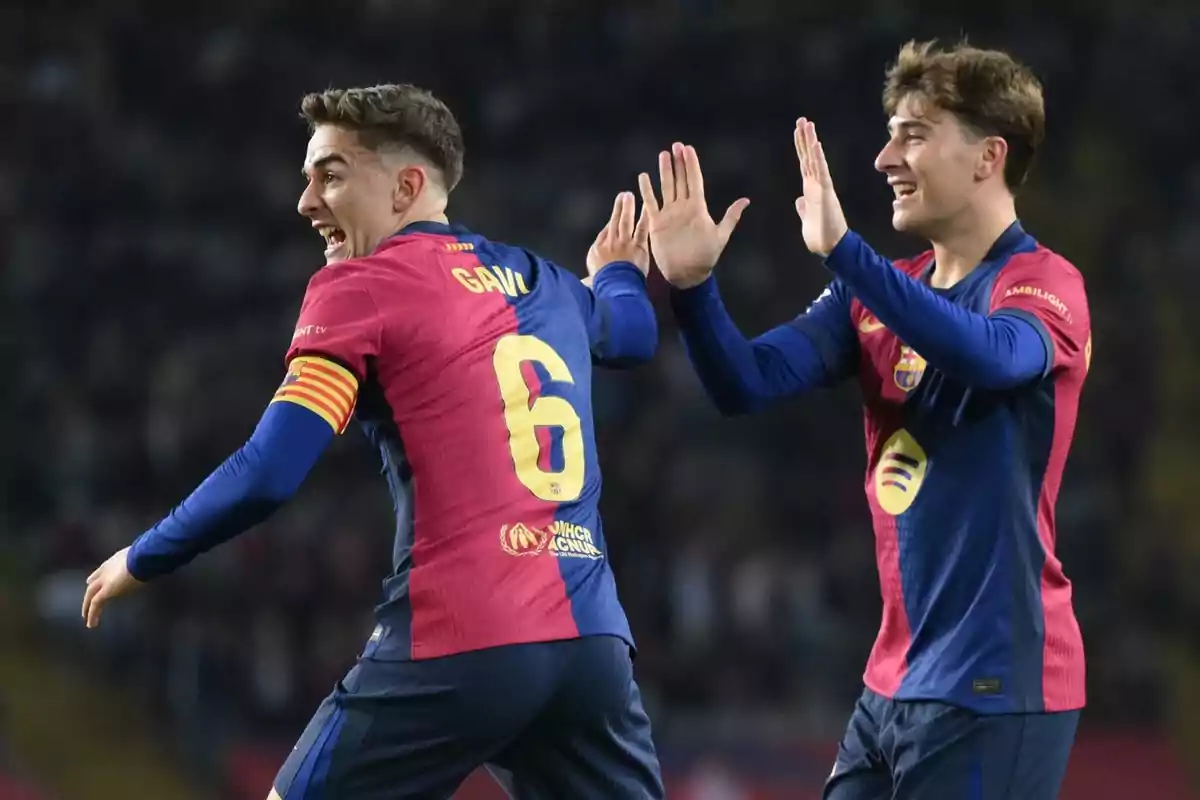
[670,276,858,415]
[637,143,857,415]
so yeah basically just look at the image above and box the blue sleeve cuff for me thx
[668,274,719,309]
[823,230,868,280]
[592,261,647,295]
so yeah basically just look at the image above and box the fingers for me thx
[795,118,811,180]
[717,198,751,246]
[804,120,819,181]
[607,192,623,232]
[681,144,705,205]
[87,595,104,629]
[795,118,833,186]
[616,192,635,241]
[637,172,660,218]
[82,579,103,629]
[671,143,688,202]
[643,141,719,218]
[633,202,649,249]
[658,150,676,204]
[810,126,833,186]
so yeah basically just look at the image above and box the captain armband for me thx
[270,355,359,433]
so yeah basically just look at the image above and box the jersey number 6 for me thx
[493,334,585,502]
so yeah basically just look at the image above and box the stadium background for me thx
[2,2,1197,798]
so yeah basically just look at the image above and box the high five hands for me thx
[636,121,849,288]
[585,191,651,289]
[636,143,749,290]
[793,118,849,257]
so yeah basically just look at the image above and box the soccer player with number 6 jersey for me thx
[82,84,664,800]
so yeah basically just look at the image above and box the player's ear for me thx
[392,164,428,213]
[976,135,1008,183]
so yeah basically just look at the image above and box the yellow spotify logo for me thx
[874,429,928,515]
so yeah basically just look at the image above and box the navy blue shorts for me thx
[824,688,1079,800]
[273,634,663,800]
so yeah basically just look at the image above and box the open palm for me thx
[637,143,750,290]
[793,118,849,257]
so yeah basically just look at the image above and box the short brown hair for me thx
[301,84,465,191]
[883,39,1045,190]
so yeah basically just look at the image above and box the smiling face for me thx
[297,125,409,264]
[876,41,1047,241]
[874,94,1008,238]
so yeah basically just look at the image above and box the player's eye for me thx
[321,172,341,185]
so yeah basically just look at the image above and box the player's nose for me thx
[874,140,902,174]
[297,181,322,218]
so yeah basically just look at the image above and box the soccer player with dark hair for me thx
[640,41,1090,799]
[82,83,665,799]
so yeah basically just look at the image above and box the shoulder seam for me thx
[308,265,387,354]
[1004,248,1083,280]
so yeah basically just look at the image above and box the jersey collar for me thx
[373,220,473,254]
[983,220,1033,263]
[396,220,471,237]
[921,220,1035,291]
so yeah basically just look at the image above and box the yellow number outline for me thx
[493,334,585,502]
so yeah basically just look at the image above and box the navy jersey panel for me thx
[355,373,417,659]
[448,228,634,650]
[825,689,1078,800]
[856,223,1089,714]
[893,245,1047,711]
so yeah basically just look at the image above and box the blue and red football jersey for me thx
[285,221,636,660]
[796,223,1090,713]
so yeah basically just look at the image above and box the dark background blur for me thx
[2,2,1197,798]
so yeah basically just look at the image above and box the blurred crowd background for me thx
[2,2,1197,798]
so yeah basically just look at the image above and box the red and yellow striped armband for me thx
[270,356,359,434]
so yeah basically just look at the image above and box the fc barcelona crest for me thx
[893,345,926,392]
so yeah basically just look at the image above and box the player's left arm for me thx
[562,261,658,367]
[124,280,380,583]
[122,396,341,582]
[823,232,1062,389]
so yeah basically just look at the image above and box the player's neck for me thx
[928,197,1017,290]
[395,195,450,233]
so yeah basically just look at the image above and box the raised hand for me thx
[637,143,750,290]
[793,118,849,257]
[586,191,651,286]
